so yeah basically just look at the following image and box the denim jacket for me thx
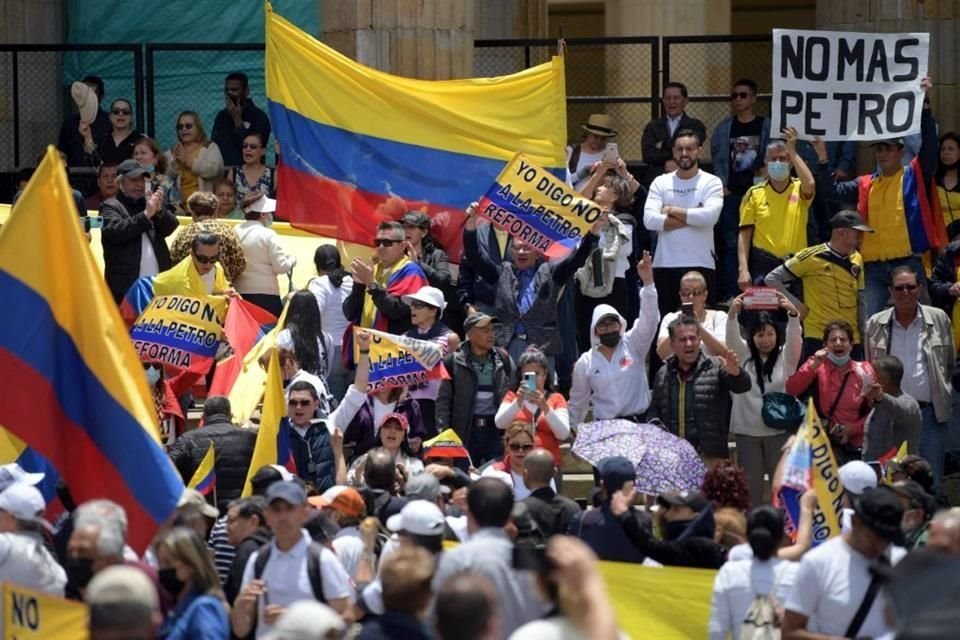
[710,116,772,187]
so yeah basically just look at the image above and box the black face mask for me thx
[66,556,95,590]
[663,519,692,541]
[598,332,621,348]
[158,567,185,597]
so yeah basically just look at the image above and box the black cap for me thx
[598,456,635,492]
[891,480,934,516]
[658,490,710,513]
[463,312,499,332]
[854,485,906,545]
[401,211,430,228]
[116,158,150,178]
[870,138,905,148]
[830,210,875,233]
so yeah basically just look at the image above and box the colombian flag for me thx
[264,3,567,258]
[208,299,277,398]
[242,349,295,496]
[188,442,217,497]
[0,148,184,552]
[0,429,62,521]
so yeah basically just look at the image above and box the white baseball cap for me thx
[402,286,447,313]
[247,194,277,214]
[387,500,445,536]
[263,600,345,640]
[839,461,878,496]
[0,463,45,494]
[0,482,52,532]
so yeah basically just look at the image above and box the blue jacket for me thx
[283,418,336,492]
[357,611,433,640]
[158,592,228,640]
[568,502,652,564]
[710,116,772,187]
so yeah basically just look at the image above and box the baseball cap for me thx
[402,286,447,313]
[0,463,45,494]
[308,486,365,518]
[830,210,875,233]
[265,480,307,506]
[463,312,498,332]
[116,159,150,179]
[0,482,52,532]
[401,211,430,228]
[387,500,446,536]
[870,137,905,148]
[891,480,934,516]
[263,600,345,640]
[404,473,450,501]
[84,565,160,611]
[247,194,277,213]
[177,488,219,519]
[598,456,636,493]
[839,460,878,496]
[657,490,709,513]
[249,465,294,496]
[854,485,906,545]
[379,412,410,433]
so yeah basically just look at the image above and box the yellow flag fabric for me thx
[187,441,216,493]
[242,349,287,496]
[152,256,229,299]
[3,583,88,640]
[805,398,844,543]
[227,303,289,425]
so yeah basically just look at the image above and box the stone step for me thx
[560,473,596,503]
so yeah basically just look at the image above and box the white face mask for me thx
[767,160,790,181]
[145,366,162,386]
[262,213,274,227]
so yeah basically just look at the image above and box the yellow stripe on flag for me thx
[187,442,216,490]
[242,348,286,496]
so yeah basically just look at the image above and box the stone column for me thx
[473,0,548,77]
[318,0,474,80]
[817,0,960,170]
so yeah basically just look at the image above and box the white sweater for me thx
[725,312,802,437]
[232,220,297,296]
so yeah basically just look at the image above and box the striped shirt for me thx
[207,516,235,586]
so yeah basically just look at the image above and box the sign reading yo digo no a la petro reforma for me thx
[771,29,929,141]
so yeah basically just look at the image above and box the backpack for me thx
[740,564,785,640]
[253,540,326,603]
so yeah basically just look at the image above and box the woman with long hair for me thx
[726,292,802,505]
[278,290,335,383]
[167,111,224,206]
[935,131,960,241]
[708,506,798,640]
[227,131,274,210]
[155,527,229,640]
[82,98,140,165]
[308,245,354,398]
[341,413,425,486]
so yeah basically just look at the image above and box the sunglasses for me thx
[375,238,400,247]
[730,91,752,99]
[288,399,312,407]
[192,253,219,264]
[177,122,194,131]
[111,109,131,116]
[508,443,535,453]
[241,143,262,150]
[893,284,919,292]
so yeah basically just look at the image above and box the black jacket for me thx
[224,528,271,605]
[457,222,511,314]
[569,502,652,564]
[167,414,257,510]
[436,342,515,445]
[523,486,582,538]
[211,100,272,167]
[641,113,708,168]
[618,505,726,570]
[100,191,179,303]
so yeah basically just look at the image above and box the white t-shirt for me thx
[643,169,724,269]
[240,531,353,638]
[308,274,353,345]
[565,145,606,191]
[199,268,215,294]
[332,527,365,580]
[658,309,728,356]
[784,536,905,638]
[709,557,798,640]
[139,233,160,277]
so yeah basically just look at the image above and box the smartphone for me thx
[602,142,619,163]
[83,217,104,231]
[524,372,537,392]
[681,302,695,318]
[512,544,552,573]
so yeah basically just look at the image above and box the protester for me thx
[85,565,162,640]
[891,480,935,550]
[232,481,353,638]
[862,355,922,462]
[434,573,500,640]
[783,485,907,640]
[228,132,275,209]
[278,290,336,382]
[481,422,553,500]
[308,244,355,398]
[838,460,880,532]
[308,485,366,578]
[726,293,802,504]
[927,508,960,553]
[168,396,256,509]
[641,81,707,178]
[261,600,345,640]
[85,162,119,210]
[786,320,875,463]
[154,527,230,639]
[356,447,409,523]
[132,135,176,210]
[281,380,345,492]
[101,159,179,302]
[437,312,516,464]
[521,449,580,538]
[233,195,296,317]
[401,210,461,330]
[702,460,751,514]
[343,414,425,486]
[647,316,751,463]
[403,285,460,436]
[59,75,110,167]
[708,506,798,640]
[357,546,436,639]
[495,346,569,470]
[84,98,140,166]
[167,111,224,206]
[0,482,66,595]
[935,131,960,240]
[223,496,269,604]
[568,252,658,426]
[864,265,954,488]
[566,113,618,191]
[655,270,728,359]
[169,191,247,282]
[211,72,272,168]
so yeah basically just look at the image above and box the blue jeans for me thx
[919,403,947,491]
[467,420,503,467]
[863,256,927,318]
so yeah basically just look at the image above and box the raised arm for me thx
[625,252,660,356]
[724,296,750,362]
[463,203,501,283]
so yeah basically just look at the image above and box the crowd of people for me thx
[4,67,960,639]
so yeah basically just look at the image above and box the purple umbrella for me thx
[572,419,706,495]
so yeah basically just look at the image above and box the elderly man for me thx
[641,81,707,179]
[0,482,66,597]
[101,159,179,302]
[85,565,163,640]
[865,265,954,489]
[928,508,960,554]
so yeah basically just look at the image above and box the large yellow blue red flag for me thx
[242,348,292,496]
[0,147,184,553]
[264,3,567,258]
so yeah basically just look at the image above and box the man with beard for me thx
[643,129,724,317]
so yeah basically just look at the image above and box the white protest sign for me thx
[771,29,929,141]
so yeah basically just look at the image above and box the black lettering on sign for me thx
[803,92,827,136]
[836,38,864,82]
[858,94,885,136]
[778,90,804,131]
[865,40,890,83]
[892,38,920,81]
[886,91,916,133]
[833,93,857,136]
[804,36,830,81]
[780,34,804,79]
[11,592,40,630]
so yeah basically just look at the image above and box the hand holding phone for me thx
[524,371,537,392]
[681,302,695,318]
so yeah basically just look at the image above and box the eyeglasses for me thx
[409,300,434,310]
[679,289,705,297]
[288,399,313,407]
[176,122,194,131]
[241,143,262,150]
[192,253,219,264]
[375,238,400,247]
[596,319,620,330]
[730,91,752,100]
[508,443,534,453]
[111,109,131,116]
[893,284,919,292]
